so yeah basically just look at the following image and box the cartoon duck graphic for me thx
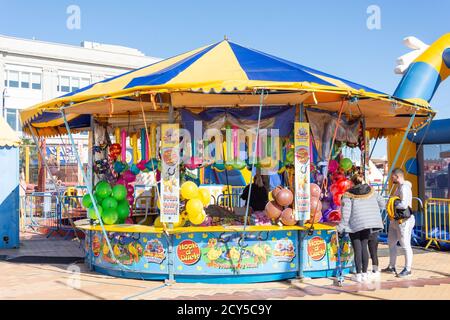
[253,244,267,263]
[229,247,241,261]
[128,243,139,263]
[113,244,121,257]
[207,246,222,261]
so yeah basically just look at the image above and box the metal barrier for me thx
[424,198,450,249]
[20,192,86,239]
[216,192,245,209]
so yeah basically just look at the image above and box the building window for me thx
[4,70,41,90]
[80,78,90,88]
[58,75,90,93]
[31,73,42,90]
[8,71,20,88]
[59,76,71,93]
[71,78,80,92]
[21,72,30,89]
[6,108,21,132]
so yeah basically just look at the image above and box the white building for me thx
[0,34,160,133]
[0,34,160,186]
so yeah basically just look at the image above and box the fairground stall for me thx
[20,39,434,283]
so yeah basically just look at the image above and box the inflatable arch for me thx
[388,33,450,203]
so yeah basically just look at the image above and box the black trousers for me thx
[349,229,371,274]
[368,231,379,268]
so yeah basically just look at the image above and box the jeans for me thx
[388,215,415,271]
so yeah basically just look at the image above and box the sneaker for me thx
[397,268,412,278]
[361,273,369,282]
[369,271,381,281]
[351,273,363,283]
[381,266,397,274]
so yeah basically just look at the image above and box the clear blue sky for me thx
[1,0,449,157]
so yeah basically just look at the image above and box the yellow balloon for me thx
[190,210,206,225]
[186,199,203,217]
[181,181,199,200]
[268,191,274,202]
[154,216,163,228]
[156,198,161,210]
[198,188,211,207]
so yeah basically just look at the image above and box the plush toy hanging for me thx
[131,133,138,165]
[121,129,127,163]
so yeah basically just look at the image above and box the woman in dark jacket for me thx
[241,172,268,212]
[337,174,385,283]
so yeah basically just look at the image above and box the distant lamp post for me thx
[2,88,9,118]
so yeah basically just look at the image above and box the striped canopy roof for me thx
[20,40,434,137]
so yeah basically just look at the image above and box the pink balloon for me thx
[127,185,135,193]
[123,170,136,183]
[127,195,135,205]
[280,208,297,226]
[329,160,339,173]
[137,160,147,171]
[309,210,322,224]
[125,217,134,224]
[310,183,321,199]
[310,197,322,215]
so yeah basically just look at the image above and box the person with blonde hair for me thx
[337,173,385,283]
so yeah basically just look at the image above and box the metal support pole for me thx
[381,112,416,197]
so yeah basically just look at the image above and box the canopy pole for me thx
[381,112,416,197]
[236,89,266,275]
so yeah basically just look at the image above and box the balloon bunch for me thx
[116,170,137,207]
[181,181,211,225]
[81,181,131,225]
[264,186,297,226]
[308,183,323,224]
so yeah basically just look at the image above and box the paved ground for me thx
[0,232,449,300]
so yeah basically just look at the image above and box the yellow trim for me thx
[75,219,336,233]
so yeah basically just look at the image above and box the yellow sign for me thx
[160,124,180,223]
[294,122,311,221]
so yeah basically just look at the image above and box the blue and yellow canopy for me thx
[20,40,434,137]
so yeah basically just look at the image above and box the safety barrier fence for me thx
[20,192,87,239]
[424,198,450,249]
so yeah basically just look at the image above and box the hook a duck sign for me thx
[160,123,181,224]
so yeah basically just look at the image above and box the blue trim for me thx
[394,62,441,102]
[94,265,169,281]
[94,265,297,283]
[303,267,352,279]
[124,43,219,88]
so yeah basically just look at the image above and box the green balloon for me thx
[88,205,103,220]
[286,149,294,164]
[82,194,93,209]
[95,181,112,199]
[102,207,119,225]
[117,217,126,225]
[231,160,246,171]
[340,158,353,171]
[112,184,127,201]
[117,201,130,220]
[102,197,118,209]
